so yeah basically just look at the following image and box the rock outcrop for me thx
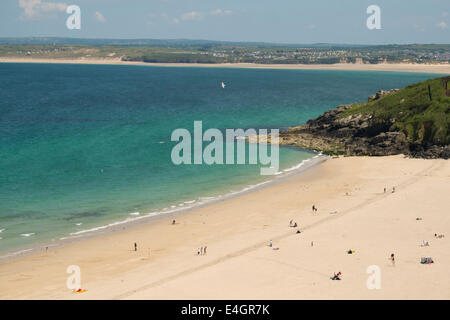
[274,91,449,159]
[368,89,400,102]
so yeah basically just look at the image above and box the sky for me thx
[0,0,449,44]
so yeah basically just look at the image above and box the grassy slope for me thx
[341,77,450,146]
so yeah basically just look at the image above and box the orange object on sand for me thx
[73,289,88,294]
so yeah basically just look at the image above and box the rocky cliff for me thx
[276,77,450,159]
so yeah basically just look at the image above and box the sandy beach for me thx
[1,57,450,74]
[0,155,448,300]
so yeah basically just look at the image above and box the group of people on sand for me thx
[197,246,207,255]
[384,186,396,193]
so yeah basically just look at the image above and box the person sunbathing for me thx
[331,272,342,280]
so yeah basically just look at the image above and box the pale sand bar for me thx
[0,155,449,299]
[1,57,450,74]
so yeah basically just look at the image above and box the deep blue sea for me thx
[0,63,438,256]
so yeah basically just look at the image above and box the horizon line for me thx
[1,36,450,47]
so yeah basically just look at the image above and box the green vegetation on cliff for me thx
[341,77,450,147]
[279,77,449,159]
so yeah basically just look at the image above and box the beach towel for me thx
[420,257,434,264]
[73,289,88,294]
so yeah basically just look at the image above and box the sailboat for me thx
[221,82,226,88]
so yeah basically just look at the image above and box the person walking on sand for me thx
[197,248,201,255]
[392,186,396,193]
[134,242,137,252]
[390,253,395,266]
[384,187,386,193]
[269,240,273,248]
[204,246,207,255]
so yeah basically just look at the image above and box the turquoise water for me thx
[0,63,437,255]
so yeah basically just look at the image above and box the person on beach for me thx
[134,242,137,252]
[384,187,386,193]
[312,205,316,212]
[311,241,314,247]
[172,219,176,225]
[197,248,201,255]
[204,246,207,255]
[392,187,396,193]
[390,253,395,266]
[269,240,273,248]
[331,272,342,280]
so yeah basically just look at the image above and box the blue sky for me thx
[0,0,449,44]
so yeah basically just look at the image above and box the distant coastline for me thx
[1,57,450,74]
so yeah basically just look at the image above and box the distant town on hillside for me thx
[1,37,449,64]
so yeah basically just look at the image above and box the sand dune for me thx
[0,155,449,299]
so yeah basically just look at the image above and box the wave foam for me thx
[0,248,33,259]
[62,154,326,239]
[21,233,35,237]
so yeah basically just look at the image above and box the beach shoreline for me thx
[0,152,327,264]
[0,155,448,299]
[1,57,450,74]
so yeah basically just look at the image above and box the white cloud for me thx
[210,9,232,16]
[170,9,233,24]
[18,0,67,19]
[181,11,203,21]
[437,21,448,29]
[95,11,106,23]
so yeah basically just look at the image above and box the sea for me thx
[0,63,438,257]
